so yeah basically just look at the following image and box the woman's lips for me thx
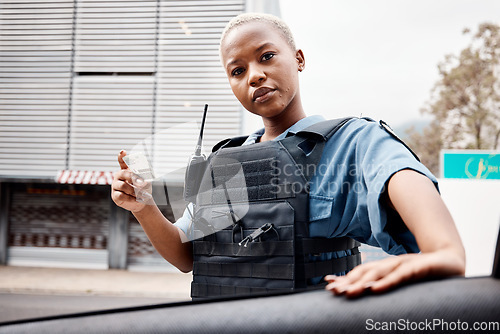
[253,87,275,102]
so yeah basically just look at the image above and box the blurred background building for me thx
[0,0,282,271]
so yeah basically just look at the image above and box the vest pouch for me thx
[191,201,298,299]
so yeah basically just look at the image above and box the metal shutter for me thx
[69,0,157,170]
[74,0,156,73]
[128,215,177,271]
[125,1,246,268]
[0,0,74,177]
[7,183,109,268]
[154,0,244,182]
[69,75,156,170]
[1,0,245,179]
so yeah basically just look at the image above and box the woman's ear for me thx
[296,49,305,72]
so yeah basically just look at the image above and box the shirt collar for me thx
[242,115,325,145]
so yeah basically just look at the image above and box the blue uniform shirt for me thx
[175,115,438,256]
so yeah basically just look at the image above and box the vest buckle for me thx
[238,223,274,247]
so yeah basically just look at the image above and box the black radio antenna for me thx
[183,104,209,203]
[195,104,208,156]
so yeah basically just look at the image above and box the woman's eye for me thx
[261,53,275,61]
[231,68,244,76]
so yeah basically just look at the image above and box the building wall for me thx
[0,0,248,269]
[0,0,246,180]
[0,0,283,270]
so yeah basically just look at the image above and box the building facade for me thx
[0,0,280,270]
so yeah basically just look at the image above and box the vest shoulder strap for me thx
[294,117,356,141]
[211,116,358,153]
[279,117,357,182]
[209,117,358,181]
[379,119,420,161]
[211,135,248,152]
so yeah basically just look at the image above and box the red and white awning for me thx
[56,170,114,185]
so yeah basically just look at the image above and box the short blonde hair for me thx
[220,13,297,54]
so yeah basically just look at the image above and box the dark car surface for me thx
[1,228,499,334]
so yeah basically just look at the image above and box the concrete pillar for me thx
[0,183,11,265]
[108,200,129,269]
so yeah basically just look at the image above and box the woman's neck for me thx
[260,106,306,142]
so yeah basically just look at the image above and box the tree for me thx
[406,120,443,175]
[407,22,500,175]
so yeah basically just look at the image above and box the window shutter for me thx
[0,0,245,180]
[0,0,74,177]
[153,0,244,181]
[74,0,156,73]
[69,0,157,170]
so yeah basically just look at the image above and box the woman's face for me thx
[220,21,305,120]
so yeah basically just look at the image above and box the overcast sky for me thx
[279,0,500,129]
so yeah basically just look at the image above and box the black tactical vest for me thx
[188,118,362,299]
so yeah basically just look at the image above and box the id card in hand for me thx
[122,152,154,203]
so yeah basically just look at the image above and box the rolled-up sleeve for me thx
[308,118,438,255]
[359,121,437,254]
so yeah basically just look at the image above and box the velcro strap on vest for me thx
[301,237,360,255]
[193,240,295,257]
[191,282,293,299]
[193,262,294,280]
[303,248,361,279]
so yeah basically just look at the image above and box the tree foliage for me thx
[407,22,500,175]
[406,120,443,175]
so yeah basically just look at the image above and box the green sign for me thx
[441,150,500,179]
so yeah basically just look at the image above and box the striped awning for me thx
[56,170,114,185]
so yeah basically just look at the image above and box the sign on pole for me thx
[441,150,500,179]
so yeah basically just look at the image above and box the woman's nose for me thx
[248,65,266,86]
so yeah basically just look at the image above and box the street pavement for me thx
[0,265,192,298]
[0,265,193,323]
